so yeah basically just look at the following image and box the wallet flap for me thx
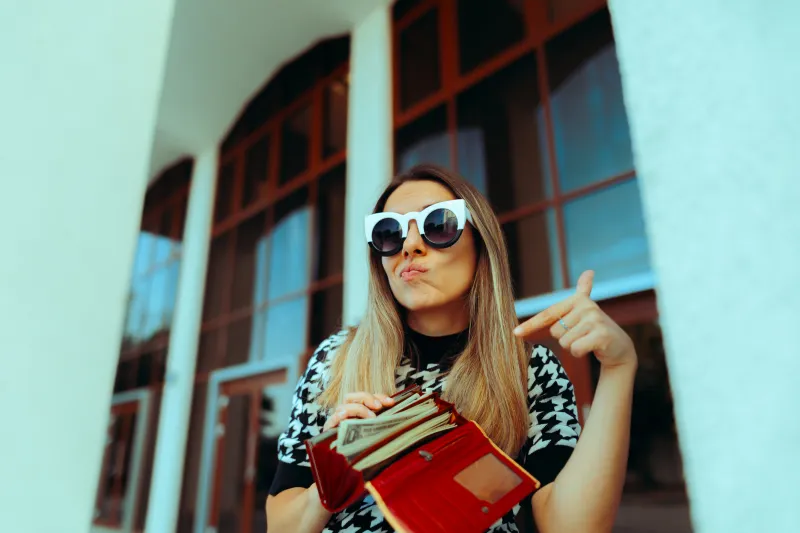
[365,422,540,533]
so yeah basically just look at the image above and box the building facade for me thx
[90,2,690,532]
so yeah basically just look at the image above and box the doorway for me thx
[194,359,299,533]
[92,389,152,533]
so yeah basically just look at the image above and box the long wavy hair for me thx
[317,164,529,456]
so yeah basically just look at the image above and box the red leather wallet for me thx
[305,386,540,533]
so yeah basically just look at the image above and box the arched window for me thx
[199,36,350,374]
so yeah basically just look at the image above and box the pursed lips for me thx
[399,264,428,281]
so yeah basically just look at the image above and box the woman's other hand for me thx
[322,392,395,431]
[513,270,637,369]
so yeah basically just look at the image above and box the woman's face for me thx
[381,180,478,314]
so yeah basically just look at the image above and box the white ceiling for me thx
[149,0,393,177]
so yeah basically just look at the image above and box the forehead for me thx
[384,180,457,214]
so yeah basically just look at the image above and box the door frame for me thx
[193,356,299,533]
[91,389,153,533]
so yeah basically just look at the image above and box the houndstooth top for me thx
[269,328,581,532]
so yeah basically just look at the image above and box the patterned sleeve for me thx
[519,344,582,487]
[268,331,347,496]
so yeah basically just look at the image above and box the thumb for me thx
[576,270,594,297]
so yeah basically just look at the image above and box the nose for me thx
[402,220,426,257]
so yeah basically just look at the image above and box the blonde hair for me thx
[318,164,529,456]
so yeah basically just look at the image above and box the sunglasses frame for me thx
[365,199,474,256]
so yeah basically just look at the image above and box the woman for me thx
[267,164,637,533]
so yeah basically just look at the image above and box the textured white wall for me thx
[343,4,394,327]
[0,1,176,531]
[608,1,800,531]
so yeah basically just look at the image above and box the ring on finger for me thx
[558,318,570,332]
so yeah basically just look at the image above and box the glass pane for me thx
[217,394,250,533]
[253,227,271,308]
[152,234,174,267]
[123,275,150,345]
[249,309,266,363]
[203,233,232,321]
[563,178,650,285]
[255,385,283,533]
[310,285,344,347]
[279,105,311,184]
[456,53,550,215]
[162,259,181,330]
[457,0,526,75]
[314,165,346,280]
[545,0,601,23]
[323,77,348,158]
[546,9,634,193]
[225,317,253,367]
[393,0,424,20]
[197,328,223,373]
[503,210,562,298]
[590,321,693,532]
[131,232,154,278]
[243,135,270,208]
[143,267,169,340]
[231,213,267,311]
[215,163,236,223]
[97,411,137,525]
[263,297,309,360]
[398,9,441,109]
[266,189,311,300]
[395,105,450,172]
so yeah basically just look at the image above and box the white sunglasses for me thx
[365,199,473,256]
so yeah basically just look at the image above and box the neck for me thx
[406,300,470,337]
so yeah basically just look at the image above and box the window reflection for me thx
[310,285,344,347]
[323,78,348,158]
[457,0,525,75]
[456,54,550,214]
[395,105,450,172]
[280,106,311,184]
[231,213,267,311]
[215,163,236,223]
[503,210,563,298]
[225,317,252,367]
[266,190,311,300]
[314,165,346,281]
[262,297,309,360]
[243,136,270,208]
[562,179,650,285]
[546,10,634,192]
[398,9,441,109]
[203,234,232,321]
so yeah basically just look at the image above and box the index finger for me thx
[513,296,577,339]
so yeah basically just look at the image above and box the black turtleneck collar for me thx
[404,326,470,370]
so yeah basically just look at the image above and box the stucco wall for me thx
[608,1,800,530]
[0,1,177,531]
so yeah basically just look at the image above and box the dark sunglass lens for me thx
[423,208,459,244]
[372,218,403,254]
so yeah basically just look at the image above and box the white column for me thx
[608,1,800,531]
[145,148,217,533]
[0,1,175,531]
[343,4,394,327]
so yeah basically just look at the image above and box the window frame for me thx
[392,0,637,293]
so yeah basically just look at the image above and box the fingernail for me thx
[373,400,382,409]
[513,326,522,335]
[336,409,345,417]
[368,411,376,417]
